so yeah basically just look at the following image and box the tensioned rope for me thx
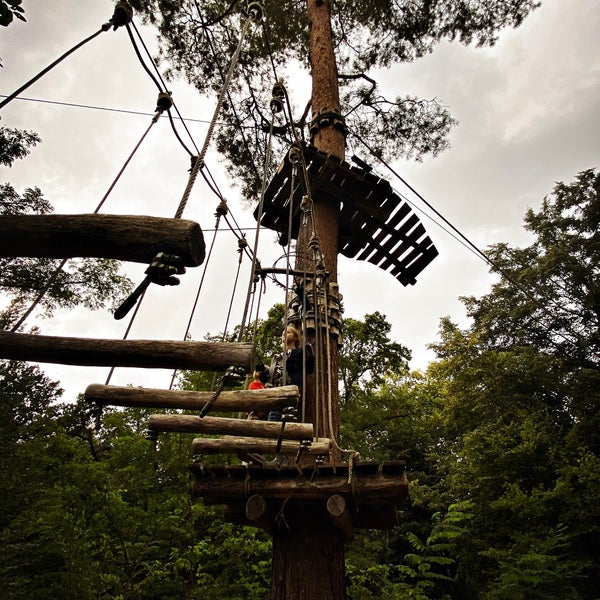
[9,102,167,333]
[173,3,263,220]
[0,2,134,111]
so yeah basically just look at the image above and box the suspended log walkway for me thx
[0,214,205,266]
[0,332,253,371]
[85,383,300,412]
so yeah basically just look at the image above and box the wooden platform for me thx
[190,460,408,531]
[255,144,438,285]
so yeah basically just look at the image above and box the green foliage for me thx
[340,311,411,403]
[0,126,40,166]
[0,0,25,27]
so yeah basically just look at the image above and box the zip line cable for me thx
[352,131,587,352]
[0,3,133,111]
[0,94,215,125]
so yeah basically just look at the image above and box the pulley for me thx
[270,82,286,114]
[288,146,302,165]
[156,91,174,112]
[282,406,298,422]
[247,1,263,23]
[111,1,134,29]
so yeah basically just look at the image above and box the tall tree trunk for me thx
[271,2,347,599]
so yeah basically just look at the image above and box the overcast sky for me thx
[1,0,599,400]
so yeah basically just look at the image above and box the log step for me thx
[85,384,299,412]
[147,413,313,440]
[191,435,330,456]
[0,332,253,371]
[0,214,205,266]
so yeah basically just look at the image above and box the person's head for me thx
[281,325,302,349]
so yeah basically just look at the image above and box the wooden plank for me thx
[191,435,331,455]
[85,383,299,412]
[148,413,313,440]
[0,332,253,371]
[0,214,205,266]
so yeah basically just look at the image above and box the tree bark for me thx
[271,507,346,600]
[270,2,346,598]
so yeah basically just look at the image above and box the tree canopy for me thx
[128,0,539,199]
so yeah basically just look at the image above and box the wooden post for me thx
[0,332,253,371]
[191,436,331,456]
[0,214,205,266]
[270,2,346,598]
[246,494,274,533]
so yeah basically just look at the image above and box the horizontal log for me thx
[192,469,409,503]
[148,414,313,440]
[0,332,253,371]
[85,384,299,412]
[0,214,205,266]
[191,436,331,456]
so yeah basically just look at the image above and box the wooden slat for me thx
[191,435,331,455]
[85,383,299,412]
[0,214,205,266]
[0,332,253,371]
[148,413,313,440]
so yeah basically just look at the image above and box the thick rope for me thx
[173,13,256,219]
[168,209,224,390]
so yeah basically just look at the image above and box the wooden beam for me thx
[0,332,253,371]
[148,414,314,440]
[0,214,205,266]
[191,468,409,503]
[191,436,331,456]
[326,494,353,541]
[85,384,299,412]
